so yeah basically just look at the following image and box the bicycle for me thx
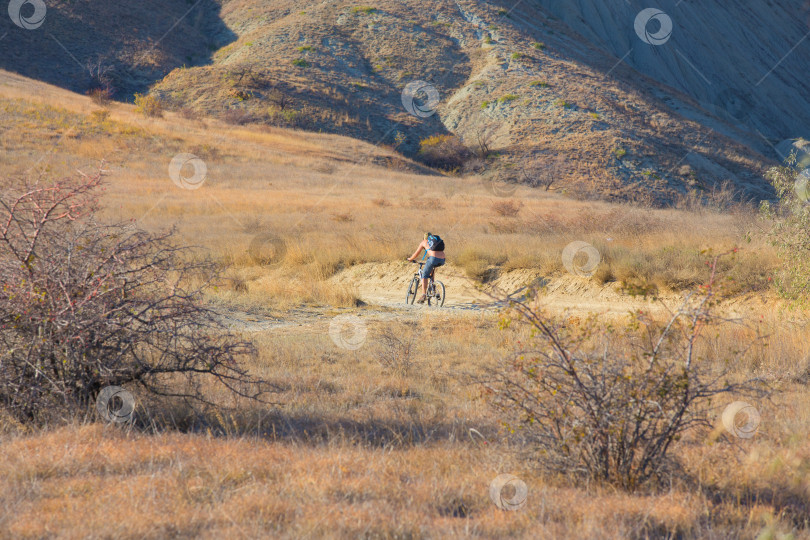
[406,261,445,307]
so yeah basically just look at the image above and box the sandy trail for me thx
[219,261,772,334]
[330,261,683,316]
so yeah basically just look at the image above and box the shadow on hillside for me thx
[0,0,236,100]
[699,483,810,529]
[140,407,497,448]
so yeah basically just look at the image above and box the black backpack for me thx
[427,234,445,251]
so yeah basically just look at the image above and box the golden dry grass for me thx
[0,79,777,310]
[2,311,810,539]
[1,75,808,539]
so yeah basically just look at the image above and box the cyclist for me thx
[407,232,446,304]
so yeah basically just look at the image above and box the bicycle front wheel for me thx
[429,281,445,307]
[406,276,420,304]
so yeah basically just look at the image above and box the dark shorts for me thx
[421,256,445,279]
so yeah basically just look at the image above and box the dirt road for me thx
[218,261,772,334]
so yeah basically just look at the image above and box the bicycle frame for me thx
[406,261,445,306]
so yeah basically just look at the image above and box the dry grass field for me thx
[2,73,810,539]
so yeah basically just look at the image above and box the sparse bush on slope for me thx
[133,92,165,117]
[0,170,269,424]
[486,253,763,489]
[761,156,810,305]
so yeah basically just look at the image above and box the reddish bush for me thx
[0,170,269,423]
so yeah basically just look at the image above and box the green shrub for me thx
[351,6,376,13]
[133,93,164,118]
[529,80,548,88]
[498,94,518,103]
[291,58,309,67]
[481,100,490,109]
[533,42,546,50]
[510,52,522,60]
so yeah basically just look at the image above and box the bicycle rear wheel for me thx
[406,276,420,304]
[428,281,445,307]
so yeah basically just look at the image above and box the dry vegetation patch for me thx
[1,80,808,539]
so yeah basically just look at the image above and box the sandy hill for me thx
[3,0,808,203]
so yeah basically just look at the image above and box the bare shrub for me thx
[85,56,116,106]
[519,154,563,191]
[0,170,270,424]
[375,327,418,375]
[490,199,523,217]
[485,253,763,489]
[462,156,487,175]
[87,87,114,107]
[469,126,494,159]
[268,84,294,111]
[222,108,256,125]
[178,106,201,121]
[226,65,269,90]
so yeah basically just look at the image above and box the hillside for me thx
[3,1,808,203]
[3,19,810,540]
[0,0,235,96]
